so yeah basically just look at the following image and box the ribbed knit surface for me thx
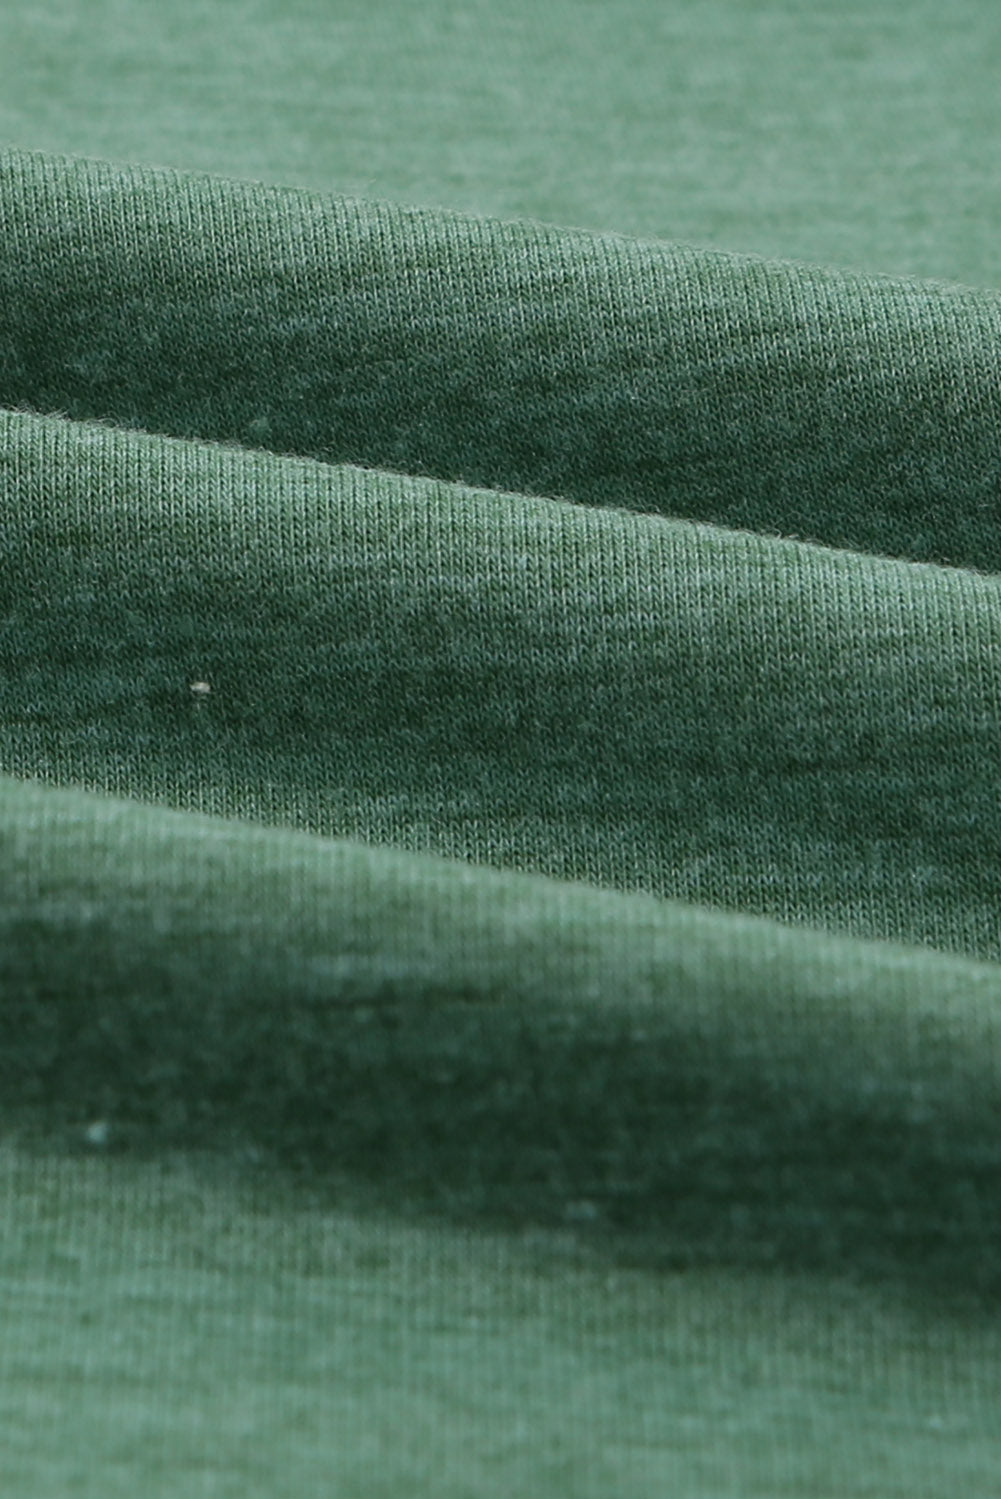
[2,5,1001,1494]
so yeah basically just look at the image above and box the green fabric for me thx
[2,4,1001,1494]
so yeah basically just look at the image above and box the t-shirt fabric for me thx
[2,4,1000,1495]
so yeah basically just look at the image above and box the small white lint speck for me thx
[84,1120,110,1147]
[190,681,212,696]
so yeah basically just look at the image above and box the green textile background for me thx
[2,3,1001,1495]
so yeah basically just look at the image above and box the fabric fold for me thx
[3,771,1000,1304]
[3,145,1001,571]
[4,6,1001,1488]
[3,406,1001,962]
[2,144,1000,1332]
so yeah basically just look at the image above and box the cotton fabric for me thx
[2,4,1001,1495]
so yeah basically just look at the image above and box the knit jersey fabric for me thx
[2,3,1000,1494]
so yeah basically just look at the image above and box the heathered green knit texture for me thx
[5,769,1001,1300]
[4,148,1001,573]
[2,4,1001,1495]
[3,404,1001,963]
